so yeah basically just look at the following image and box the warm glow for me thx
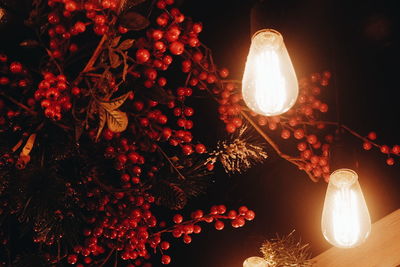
[243,256,268,267]
[242,29,298,116]
[321,169,371,248]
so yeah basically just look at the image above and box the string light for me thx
[242,29,298,116]
[321,169,371,248]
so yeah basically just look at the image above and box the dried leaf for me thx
[121,51,129,81]
[119,11,150,31]
[96,108,107,141]
[109,50,122,68]
[97,92,131,111]
[75,121,84,142]
[21,134,37,156]
[111,36,121,48]
[106,109,128,133]
[140,85,175,104]
[118,39,135,50]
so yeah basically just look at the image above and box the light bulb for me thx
[243,256,268,267]
[321,168,371,248]
[242,29,298,116]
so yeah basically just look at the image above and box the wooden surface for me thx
[312,209,400,267]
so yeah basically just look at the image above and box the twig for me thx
[241,111,318,182]
[0,92,37,115]
[98,248,115,267]
[156,145,186,180]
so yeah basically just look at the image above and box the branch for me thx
[241,111,318,182]
[157,145,186,180]
[0,92,37,115]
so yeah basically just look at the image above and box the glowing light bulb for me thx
[242,29,298,116]
[321,168,371,248]
[243,256,268,267]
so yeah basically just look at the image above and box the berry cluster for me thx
[213,70,332,181]
[0,56,34,130]
[35,73,72,120]
[362,131,400,166]
[46,0,124,60]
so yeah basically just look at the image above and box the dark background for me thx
[1,0,400,266]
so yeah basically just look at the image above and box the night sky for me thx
[1,0,400,266]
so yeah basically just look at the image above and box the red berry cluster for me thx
[0,57,30,89]
[154,205,255,265]
[362,131,400,166]
[68,185,158,266]
[46,0,124,60]
[214,71,332,181]
[35,73,72,120]
[116,1,222,157]
[0,56,34,128]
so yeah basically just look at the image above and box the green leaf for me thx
[97,92,131,111]
[95,107,107,141]
[106,109,128,133]
[119,11,150,31]
[109,50,122,68]
[118,39,135,50]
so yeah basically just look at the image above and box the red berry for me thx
[183,234,192,244]
[214,221,224,230]
[380,145,390,154]
[386,158,395,166]
[307,134,317,145]
[65,1,78,12]
[136,49,150,63]
[94,15,106,25]
[173,214,183,224]
[161,255,171,265]
[182,145,193,155]
[67,254,78,264]
[10,62,23,73]
[219,68,229,78]
[297,142,307,151]
[192,51,203,62]
[225,123,236,133]
[363,142,372,150]
[160,241,170,250]
[192,23,202,33]
[206,163,214,171]
[294,128,305,139]
[231,217,245,228]
[94,24,108,35]
[368,132,377,140]
[281,129,291,139]
[392,145,400,154]
[195,144,206,154]
[74,21,86,33]
[169,41,184,55]
[244,210,255,221]
[238,206,248,215]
